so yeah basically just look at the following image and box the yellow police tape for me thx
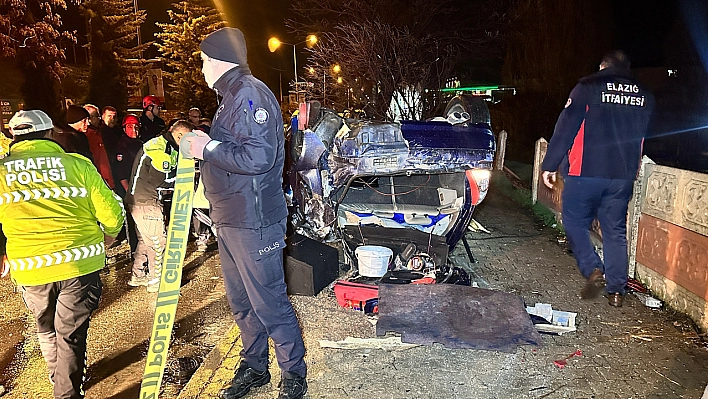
[140,155,194,398]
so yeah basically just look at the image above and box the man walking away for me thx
[0,109,124,399]
[541,50,654,307]
[183,27,307,399]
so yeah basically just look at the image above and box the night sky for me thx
[60,1,699,96]
[142,0,297,94]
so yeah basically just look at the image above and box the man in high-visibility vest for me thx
[124,120,190,292]
[0,109,125,399]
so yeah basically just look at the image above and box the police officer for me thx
[541,51,654,307]
[182,27,307,399]
[125,120,191,292]
[0,109,124,399]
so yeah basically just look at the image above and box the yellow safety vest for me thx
[0,139,125,286]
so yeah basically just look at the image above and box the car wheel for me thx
[444,95,491,125]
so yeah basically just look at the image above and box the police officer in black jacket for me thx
[182,28,307,399]
[541,50,654,307]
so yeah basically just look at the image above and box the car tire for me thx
[444,95,491,125]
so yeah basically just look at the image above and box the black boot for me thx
[278,375,307,399]
[218,364,271,399]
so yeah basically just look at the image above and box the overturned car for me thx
[287,98,496,282]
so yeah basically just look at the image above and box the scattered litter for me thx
[655,369,683,387]
[468,218,491,234]
[526,303,577,335]
[557,236,566,244]
[634,292,662,308]
[627,277,647,293]
[319,336,419,350]
[553,349,582,369]
[628,334,661,342]
[333,280,379,313]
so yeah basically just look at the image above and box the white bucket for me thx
[355,245,393,277]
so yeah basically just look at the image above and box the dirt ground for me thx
[182,183,708,399]
[0,242,234,399]
[2,181,708,399]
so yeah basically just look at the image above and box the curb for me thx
[177,325,242,399]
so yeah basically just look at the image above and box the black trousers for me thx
[21,271,102,399]
[218,220,307,379]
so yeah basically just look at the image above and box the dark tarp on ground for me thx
[376,284,541,352]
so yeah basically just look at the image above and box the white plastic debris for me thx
[468,218,491,234]
[526,303,577,335]
[319,336,419,350]
[634,292,662,308]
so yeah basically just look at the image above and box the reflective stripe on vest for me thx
[9,243,105,271]
[0,186,87,204]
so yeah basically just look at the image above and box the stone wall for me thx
[532,145,708,332]
[635,164,708,331]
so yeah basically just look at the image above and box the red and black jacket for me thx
[542,66,654,180]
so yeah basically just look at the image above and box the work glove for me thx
[181,130,212,160]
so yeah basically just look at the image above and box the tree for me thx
[0,0,75,118]
[304,21,443,120]
[490,0,613,162]
[289,0,513,120]
[155,1,225,117]
[79,0,148,110]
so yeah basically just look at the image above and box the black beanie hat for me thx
[66,105,90,124]
[200,27,248,65]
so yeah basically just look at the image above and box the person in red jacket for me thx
[541,50,654,307]
[83,104,115,189]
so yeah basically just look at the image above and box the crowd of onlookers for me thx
[1,96,215,291]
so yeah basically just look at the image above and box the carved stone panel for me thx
[644,168,677,217]
[637,214,708,301]
[682,179,708,232]
[641,164,708,237]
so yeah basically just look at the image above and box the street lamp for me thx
[268,35,317,103]
[321,64,342,107]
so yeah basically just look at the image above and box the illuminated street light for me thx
[268,35,318,103]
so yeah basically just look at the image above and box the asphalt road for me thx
[0,241,233,399]
[2,184,708,399]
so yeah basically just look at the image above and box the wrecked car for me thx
[287,97,496,282]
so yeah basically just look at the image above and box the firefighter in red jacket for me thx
[541,51,654,307]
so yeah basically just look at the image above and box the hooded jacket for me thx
[541,66,654,180]
[201,66,288,229]
[0,139,124,286]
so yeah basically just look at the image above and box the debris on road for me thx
[553,349,582,369]
[318,336,419,350]
[377,284,541,352]
[468,218,491,234]
[526,303,577,335]
[634,292,662,308]
[627,277,647,293]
